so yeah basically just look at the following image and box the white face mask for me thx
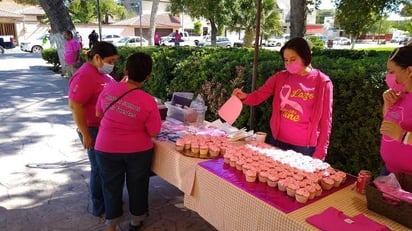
[98,62,114,74]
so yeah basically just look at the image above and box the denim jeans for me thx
[269,137,316,157]
[96,148,154,226]
[77,127,105,217]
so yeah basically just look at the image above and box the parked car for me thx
[20,34,52,53]
[265,37,284,47]
[160,31,202,46]
[199,36,232,47]
[333,37,351,45]
[102,34,122,44]
[113,36,148,47]
[161,38,195,47]
[0,35,16,53]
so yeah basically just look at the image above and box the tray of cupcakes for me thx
[174,134,231,159]
[222,143,347,203]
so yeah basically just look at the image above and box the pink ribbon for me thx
[280,85,303,114]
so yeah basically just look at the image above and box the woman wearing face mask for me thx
[233,37,333,160]
[68,41,119,217]
[379,44,412,175]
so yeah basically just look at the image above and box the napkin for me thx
[306,207,391,231]
[218,95,242,125]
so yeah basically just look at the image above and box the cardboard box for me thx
[366,173,412,228]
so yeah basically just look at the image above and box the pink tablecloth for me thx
[199,158,357,214]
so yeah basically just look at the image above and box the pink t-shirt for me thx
[380,93,412,174]
[68,63,114,127]
[64,39,80,65]
[95,82,162,153]
[277,71,317,146]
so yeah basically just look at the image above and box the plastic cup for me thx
[255,132,267,143]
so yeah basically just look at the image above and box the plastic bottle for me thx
[190,94,207,126]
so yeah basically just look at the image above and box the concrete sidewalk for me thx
[0,51,216,231]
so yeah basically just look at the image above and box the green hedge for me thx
[43,46,391,177]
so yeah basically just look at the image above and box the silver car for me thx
[201,36,232,47]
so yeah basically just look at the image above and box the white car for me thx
[113,36,148,47]
[102,34,123,44]
[265,37,284,47]
[198,36,232,47]
[333,37,351,45]
[161,38,195,47]
[20,34,52,53]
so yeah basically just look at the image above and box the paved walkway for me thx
[0,50,216,231]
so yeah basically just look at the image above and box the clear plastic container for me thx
[190,94,207,126]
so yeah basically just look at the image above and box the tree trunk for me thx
[149,0,160,46]
[290,0,307,38]
[39,0,75,75]
[210,18,217,46]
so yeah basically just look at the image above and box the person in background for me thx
[379,44,412,175]
[174,30,181,47]
[68,42,119,218]
[75,31,83,48]
[233,37,333,160]
[154,32,160,46]
[88,30,99,49]
[95,52,161,231]
[64,30,81,78]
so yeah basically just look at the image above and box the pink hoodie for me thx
[243,69,333,160]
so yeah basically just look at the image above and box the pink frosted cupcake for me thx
[191,142,199,155]
[307,185,317,200]
[267,173,279,188]
[245,169,257,183]
[277,178,289,192]
[286,182,299,197]
[184,139,191,150]
[336,171,347,184]
[209,145,220,158]
[258,171,269,183]
[235,159,245,171]
[199,144,209,158]
[314,183,323,197]
[175,139,184,151]
[331,174,343,187]
[321,177,334,190]
[223,153,232,164]
[295,188,310,203]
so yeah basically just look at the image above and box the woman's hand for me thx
[232,88,247,100]
[380,119,404,141]
[82,132,94,150]
[383,89,402,108]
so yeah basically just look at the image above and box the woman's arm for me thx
[312,81,333,161]
[69,100,93,149]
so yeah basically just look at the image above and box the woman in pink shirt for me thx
[68,42,119,218]
[95,52,161,231]
[233,37,333,160]
[379,45,412,175]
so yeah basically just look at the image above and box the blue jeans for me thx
[269,137,315,157]
[77,127,105,217]
[96,149,154,226]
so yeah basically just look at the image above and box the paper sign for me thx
[218,95,243,125]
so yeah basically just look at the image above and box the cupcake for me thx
[295,188,310,203]
[267,173,279,188]
[286,182,299,197]
[223,153,232,164]
[321,177,334,190]
[331,174,343,187]
[258,171,269,183]
[209,145,220,158]
[199,144,209,158]
[314,184,323,197]
[336,171,347,184]
[191,142,199,155]
[245,169,257,183]
[277,178,288,192]
[307,185,317,200]
[175,139,184,151]
[184,139,191,150]
[235,159,245,171]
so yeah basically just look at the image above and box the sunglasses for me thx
[389,48,400,60]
